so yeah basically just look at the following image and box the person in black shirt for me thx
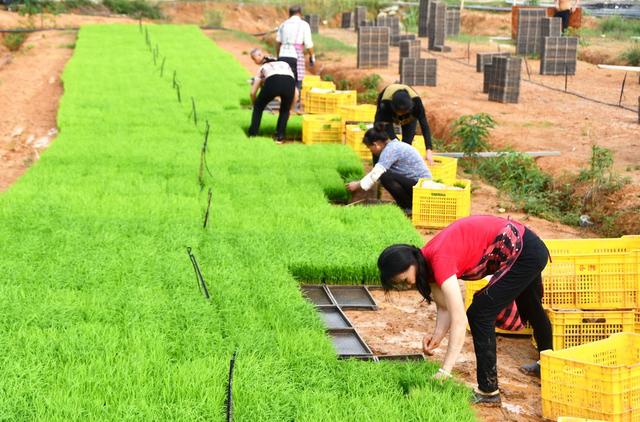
[375,84,434,165]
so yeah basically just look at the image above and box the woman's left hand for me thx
[345,181,360,192]
[425,149,434,166]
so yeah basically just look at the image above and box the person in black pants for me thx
[376,215,552,406]
[554,0,579,32]
[375,84,435,166]
[248,48,296,143]
[345,123,431,214]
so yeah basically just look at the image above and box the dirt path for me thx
[0,11,139,192]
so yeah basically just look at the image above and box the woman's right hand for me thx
[422,334,441,356]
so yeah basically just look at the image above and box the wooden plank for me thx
[597,64,640,73]
[434,151,561,158]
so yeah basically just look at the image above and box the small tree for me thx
[450,113,496,173]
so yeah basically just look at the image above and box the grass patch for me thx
[452,114,629,230]
[313,33,356,56]
[102,0,162,19]
[447,33,491,44]
[597,16,640,38]
[1,33,27,51]
[620,43,640,66]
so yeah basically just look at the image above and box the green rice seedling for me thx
[0,24,475,421]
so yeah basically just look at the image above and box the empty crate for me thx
[541,333,640,421]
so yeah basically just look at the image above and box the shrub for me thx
[102,0,162,19]
[2,33,27,51]
[620,43,640,66]
[203,9,223,28]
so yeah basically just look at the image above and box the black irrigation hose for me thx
[203,188,212,229]
[226,350,237,422]
[186,247,210,299]
[427,49,637,113]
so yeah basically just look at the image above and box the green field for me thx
[0,24,475,420]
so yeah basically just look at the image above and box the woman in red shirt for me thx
[377,215,552,406]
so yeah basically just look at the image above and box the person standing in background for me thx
[554,0,580,32]
[276,5,316,111]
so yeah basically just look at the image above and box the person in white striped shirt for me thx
[276,5,315,110]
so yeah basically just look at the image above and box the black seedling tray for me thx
[328,328,373,356]
[317,306,353,329]
[327,285,378,310]
[301,284,335,306]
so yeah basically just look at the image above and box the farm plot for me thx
[0,25,475,420]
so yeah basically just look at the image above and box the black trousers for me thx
[554,9,571,32]
[278,56,298,84]
[401,119,418,145]
[466,228,552,393]
[248,75,295,140]
[379,171,418,210]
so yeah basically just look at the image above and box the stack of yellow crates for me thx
[305,89,357,114]
[540,236,640,421]
[301,76,335,106]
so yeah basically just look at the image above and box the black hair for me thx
[377,244,433,303]
[289,5,302,16]
[391,90,414,114]
[362,122,390,146]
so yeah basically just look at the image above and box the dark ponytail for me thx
[377,244,433,303]
[362,122,390,146]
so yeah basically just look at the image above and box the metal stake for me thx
[186,247,210,299]
[226,351,237,422]
[524,57,531,81]
[191,97,198,126]
[160,57,166,77]
[203,188,212,229]
[619,72,628,107]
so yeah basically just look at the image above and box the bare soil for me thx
[344,289,543,422]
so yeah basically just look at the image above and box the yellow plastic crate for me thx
[302,114,343,145]
[345,124,371,160]
[541,333,640,422]
[430,156,458,185]
[544,237,640,256]
[548,309,636,350]
[557,418,607,422]
[464,279,533,335]
[302,75,321,84]
[305,90,357,114]
[337,104,377,122]
[301,81,336,105]
[542,251,640,310]
[411,178,471,229]
[635,311,640,334]
[398,134,427,156]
